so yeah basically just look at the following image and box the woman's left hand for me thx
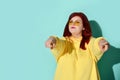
[99,39,109,53]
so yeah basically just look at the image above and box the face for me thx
[68,16,84,36]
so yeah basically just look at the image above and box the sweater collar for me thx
[70,36,82,42]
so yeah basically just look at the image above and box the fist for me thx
[45,37,56,49]
[99,39,109,53]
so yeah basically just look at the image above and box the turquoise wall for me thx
[0,0,120,80]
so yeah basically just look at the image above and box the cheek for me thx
[68,26,71,32]
[76,26,84,33]
[69,25,73,28]
[78,26,83,30]
[76,27,83,32]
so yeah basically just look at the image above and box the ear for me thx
[83,28,85,30]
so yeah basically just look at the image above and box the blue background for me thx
[0,0,120,80]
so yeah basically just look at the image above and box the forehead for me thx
[70,16,82,21]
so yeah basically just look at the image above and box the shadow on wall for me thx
[90,20,120,80]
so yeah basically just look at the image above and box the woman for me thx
[45,12,109,80]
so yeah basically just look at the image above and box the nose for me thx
[70,22,76,26]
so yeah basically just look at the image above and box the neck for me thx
[72,33,82,38]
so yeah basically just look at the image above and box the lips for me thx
[71,26,76,29]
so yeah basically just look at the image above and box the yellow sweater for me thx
[51,36,104,80]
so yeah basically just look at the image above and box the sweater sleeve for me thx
[89,37,104,62]
[50,36,67,61]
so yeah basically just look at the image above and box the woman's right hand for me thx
[45,36,56,49]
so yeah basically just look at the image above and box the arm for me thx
[88,37,109,61]
[45,36,67,61]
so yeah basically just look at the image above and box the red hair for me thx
[63,12,92,50]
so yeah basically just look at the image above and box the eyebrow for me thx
[69,20,81,22]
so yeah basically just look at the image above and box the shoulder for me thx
[89,36,96,44]
[60,36,72,41]
[89,36,104,45]
[60,37,66,40]
[50,36,66,40]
